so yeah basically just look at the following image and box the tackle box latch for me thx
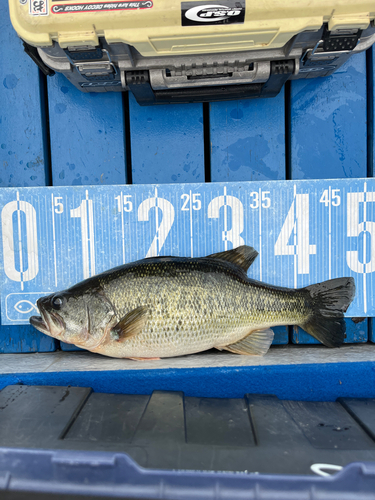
[301,26,362,65]
[322,28,362,52]
[64,46,118,80]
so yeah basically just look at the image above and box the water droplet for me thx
[55,103,67,114]
[3,74,18,89]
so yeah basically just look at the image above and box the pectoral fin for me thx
[111,306,149,342]
[218,328,274,356]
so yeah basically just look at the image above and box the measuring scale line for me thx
[16,192,24,291]
[189,189,193,258]
[121,191,125,264]
[328,186,332,280]
[155,188,159,256]
[258,187,262,282]
[88,192,95,277]
[51,194,58,287]
[223,186,228,251]
[81,193,89,279]
[363,182,367,314]
[293,185,297,289]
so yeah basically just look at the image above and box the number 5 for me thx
[346,191,375,273]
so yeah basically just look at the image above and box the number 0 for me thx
[1,200,39,284]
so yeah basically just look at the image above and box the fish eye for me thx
[51,294,66,310]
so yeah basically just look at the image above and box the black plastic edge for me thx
[367,47,374,178]
[284,81,292,181]
[123,92,133,185]
[203,102,211,183]
[38,70,53,187]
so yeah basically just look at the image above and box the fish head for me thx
[30,289,115,349]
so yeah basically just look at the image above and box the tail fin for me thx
[299,277,355,347]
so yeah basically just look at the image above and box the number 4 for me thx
[274,193,316,274]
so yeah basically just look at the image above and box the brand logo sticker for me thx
[181,1,245,26]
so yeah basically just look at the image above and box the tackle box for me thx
[9,0,375,104]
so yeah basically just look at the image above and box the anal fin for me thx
[219,328,274,356]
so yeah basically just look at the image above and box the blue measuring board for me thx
[0,179,374,336]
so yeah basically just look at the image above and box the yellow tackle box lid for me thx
[9,0,375,57]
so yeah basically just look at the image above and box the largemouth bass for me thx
[30,246,355,359]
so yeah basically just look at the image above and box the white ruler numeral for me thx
[208,187,244,251]
[275,189,316,286]
[346,187,375,274]
[70,190,95,279]
[1,193,39,289]
[138,189,175,258]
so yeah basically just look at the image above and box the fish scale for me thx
[29,246,356,358]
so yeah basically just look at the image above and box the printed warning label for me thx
[30,0,49,15]
[51,0,152,13]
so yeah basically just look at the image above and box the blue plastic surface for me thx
[210,91,286,182]
[0,1,56,353]
[290,54,366,180]
[1,359,375,401]
[290,54,368,344]
[48,74,126,187]
[0,448,374,500]
[129,94,205,184]
[0,3,46,187]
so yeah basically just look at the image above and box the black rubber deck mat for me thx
[0,385,374,475]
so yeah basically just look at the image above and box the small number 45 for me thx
[320,189,340,207]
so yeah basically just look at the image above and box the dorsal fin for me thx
[207,245,258,272]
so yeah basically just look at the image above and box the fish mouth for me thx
[30,300,65,338]
[29,314,50,334]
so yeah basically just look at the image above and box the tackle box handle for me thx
[126,60,295,105]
